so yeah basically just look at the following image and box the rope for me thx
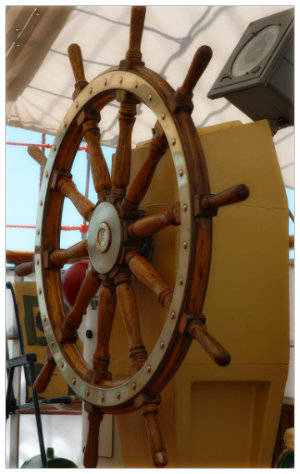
[7,224,89,233]
[6,142,89,152]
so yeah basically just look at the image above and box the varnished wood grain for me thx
[27,144,47,167]
[33,348,56,393]
[91,282,116,383]
[6,250,34,263]
[123,6,146,67]
[126,251,172,309]
[116,277,147,375]
[82,117,111,199]
[195,184,250,216]
[57,176,95,221]
[15,260,35,276]
[83,402,103,468]
[111,93,138,198]
[122,122,168,211]
[49,240,88,267]
[187,318,231,366]
[128,202,180,238]
[57,269,100,342]
[68,43,88,99]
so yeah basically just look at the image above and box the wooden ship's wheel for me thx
[32,6,249,468]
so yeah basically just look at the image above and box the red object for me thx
[6,141,89,152]
[6,223,89,232]
[62,261,89,307]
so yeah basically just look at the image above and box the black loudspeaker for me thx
[208,8,294,132]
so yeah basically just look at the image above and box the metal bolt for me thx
[183,204,188,212]
[147,365,151,373]
[45,171,49,178]
[132,383,136,390]
[86,329,93,339]
[37,229,40,235]
[179,277,184,286]
[86,390,90,397]
[43,316,47,323]
[179,169,184,177]
[89,87,93,94]
[72,378,76,386]
[160,341,165,349]
[53,145,56,151]
[36,259,40,265]
[75,102,79,109]
[116,392,121,399]
[119,77,123,84]
[38,288,42,295]
[148,94,152,102]
[39,200,43,206]
[134,82,138,89]
[172,138,176,146]
[171,311,176,320]
[161,113,166,120]
[50,341,55,349]
[101,394,105,402]
[60,361,64,369]
[104,79,107,86]
[183,241,188,249]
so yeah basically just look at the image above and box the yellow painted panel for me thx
[108,120,290,468]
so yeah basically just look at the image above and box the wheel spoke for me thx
[126,251,172,310]
[83,402,103,468]
[128,202,180,238]
[68,43,88,99]
[49,240,88,267]
[78,109,111,199]
[111,92,138,198]
[57,268,100,343]
[33,348,56,394]
[27,144,47,167]
[121,6,146,68]
[56,175,95,221]
[90,281,117,383]
[115,273,147,375]
[122,121,168,212]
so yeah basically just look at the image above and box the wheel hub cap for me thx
[88,202,122,274]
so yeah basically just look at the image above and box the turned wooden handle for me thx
[6,250,34,264]
[84,403,103,468]
[126,6,146,63]
[187,320,231,366]
[141,403,168,467]
[15,260,35,276]
[126,251,172,309]
[201,184,249,211]
[178,45,212,97]
[128,202,180,238]
[33,348,56,393]
[123,124,168,210]
[68,43,86,83]
[50,240,88,267]
[27,144,47,167]
[57,176,95,221]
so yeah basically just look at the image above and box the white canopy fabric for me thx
[6,5,294,187]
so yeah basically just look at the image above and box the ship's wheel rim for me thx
[34,68,203,409]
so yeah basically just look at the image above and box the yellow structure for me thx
[97,120,289,468]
